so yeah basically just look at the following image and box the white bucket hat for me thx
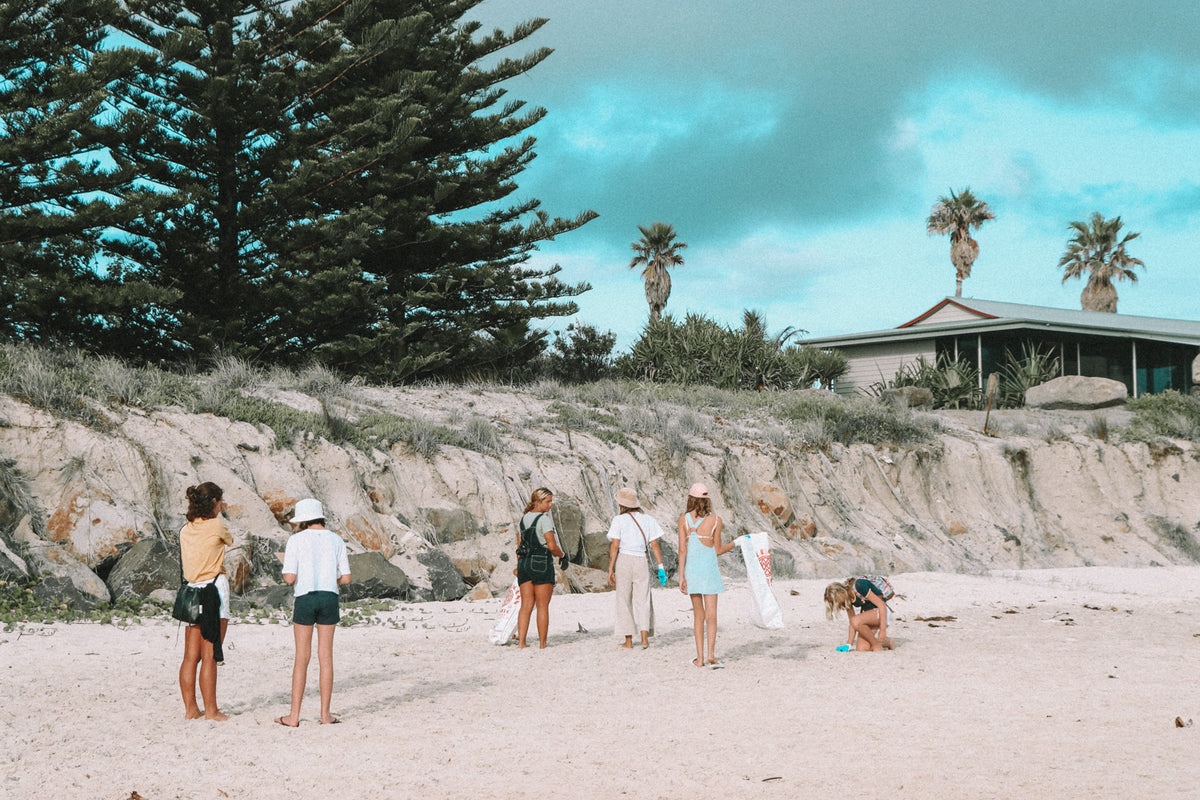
[290,498,325,524]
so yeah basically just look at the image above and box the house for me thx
[803,297,1200,398]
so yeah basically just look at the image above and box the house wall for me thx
[833,339,936,396]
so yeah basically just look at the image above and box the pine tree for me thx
[266,0,596,380]
[0,0,175,354]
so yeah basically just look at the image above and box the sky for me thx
[467,0,1200,350]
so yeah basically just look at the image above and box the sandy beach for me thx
[3,567,1198,800]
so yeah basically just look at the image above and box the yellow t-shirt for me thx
[180,516,233,583]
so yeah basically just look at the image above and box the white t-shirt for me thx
[283,527,351,597]
[520,512,555,547]
[606,512,664,558]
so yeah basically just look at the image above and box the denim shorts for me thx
[516,554,554,586]
[293,591,340,626]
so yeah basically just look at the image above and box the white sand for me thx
[3,567,1198,800]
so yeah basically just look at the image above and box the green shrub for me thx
[1126,390,1200,442]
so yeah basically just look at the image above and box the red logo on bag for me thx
[757,549,772,583]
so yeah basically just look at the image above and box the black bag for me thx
[171,582,203,624]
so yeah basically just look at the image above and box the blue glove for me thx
[836,644,851,652]
[657,565,667,586]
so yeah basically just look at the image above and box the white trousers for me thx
[613,554,652,636]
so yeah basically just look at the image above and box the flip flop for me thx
[321,717,343,725]
[692,658,704,668]
[274,717,299,728]
[708,661,725,669]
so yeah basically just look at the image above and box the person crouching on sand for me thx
[824,577,894,651]
[275,498,351,727]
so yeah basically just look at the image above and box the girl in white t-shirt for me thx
[606,487,666,649]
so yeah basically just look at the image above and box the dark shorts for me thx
[293,591,340,626]
[516,554,555,586]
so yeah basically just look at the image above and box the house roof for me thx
[803,297,1200,348]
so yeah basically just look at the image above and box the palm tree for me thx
[629,222,687,321]
[926,188,995,297]
[1058,212,1144,313]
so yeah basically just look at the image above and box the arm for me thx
[676,516,688,594]
[545,530,564,558]
[650,539,663,568]
[283,573,296,585]
[607,536,619,586]
[338,573,352,585]
[713,517,736,556]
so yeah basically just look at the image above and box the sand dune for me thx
[2,567,1197,800]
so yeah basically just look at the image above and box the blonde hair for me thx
[823,578,856,620]
[685,495,712,517]
[523,487,553,514]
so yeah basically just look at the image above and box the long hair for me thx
[523,487,553,514]
[685,496,712,517]
[185,482,224,522]
[823,579,856,620]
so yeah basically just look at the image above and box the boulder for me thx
[235,583,293,610]
[1025,376,1127,410]
[12,515,110,604]
[106,538,180,601]
[550,496,585,561]
[416,547,470,601]
[32,575,100,610]
[581,530,612,571]
[467,581,493,600]
[419,507,482,545]
[342,552,410,601]
[94,541,136,582]
[752,483,795,529]
[882,386,934,410]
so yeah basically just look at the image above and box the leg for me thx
[613,558,636,645]
[198,623,228,721]
[704,594,719,664]
[315,623,337,723]
[690,594,705,666]
[533,583,554,648]
[630,560,651,647]
[516,581,534,648]
[278,623,313,726]
[851,609,882,651]
[179,625,203,719]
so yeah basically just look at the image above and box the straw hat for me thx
[615,487,640,508]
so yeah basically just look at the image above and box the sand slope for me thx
[3,567,1198,800]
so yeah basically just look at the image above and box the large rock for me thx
[416,547,470,601]
[582,530,612,571]
[12,515,110,604]
[550,496,585,561]
[419,507,482,544]
[0,534,29,581]
[1025,376,1127,409]
[752,483,796,530]
[342,552,410,601]
[106,538,180,601]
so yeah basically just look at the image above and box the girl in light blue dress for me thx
[677,483,736,668]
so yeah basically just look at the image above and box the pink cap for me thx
[688,482,710,498]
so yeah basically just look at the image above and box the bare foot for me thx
[692,658,704,667]
[184,707,203,720]
[517,642,528,649]
[881,637,895,650]
[275,716,299,728]
[204,710,229,722]
[620,641,633,649]
[319,715,342,725]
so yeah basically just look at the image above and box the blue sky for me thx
[469,0,1200,349]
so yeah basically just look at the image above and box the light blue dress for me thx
[682,513,724,595]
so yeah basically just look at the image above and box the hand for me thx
[607,571,615,586]
[679,578,687,594]
[657,566,667,586]
[558,555,569,571]
[836,644,851,652]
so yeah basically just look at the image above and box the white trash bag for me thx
[738,532,783,629]
[487,578,522,645]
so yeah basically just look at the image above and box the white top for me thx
[283,527,351,597]
[520,512,555,547]
[606,511,664,558]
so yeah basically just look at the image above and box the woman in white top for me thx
[606,487,666,649]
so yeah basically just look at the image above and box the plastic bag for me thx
[738,532,783,629]
[487,578,522,645]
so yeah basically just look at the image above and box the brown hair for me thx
[685,496,712,517]
[523,487,553,514]
[185,482,224,522]
[823,579,856,620]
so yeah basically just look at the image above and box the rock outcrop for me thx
[1,386,1198,610]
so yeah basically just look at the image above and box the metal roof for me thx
[802,297,1200,348]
